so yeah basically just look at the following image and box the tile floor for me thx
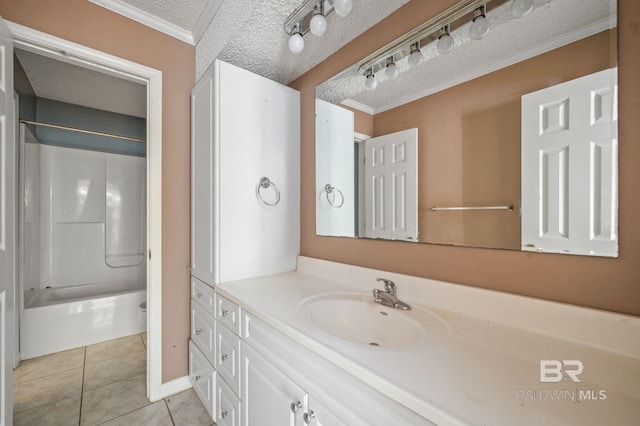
[13,333,215,426]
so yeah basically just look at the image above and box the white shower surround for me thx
[21,137,146,358]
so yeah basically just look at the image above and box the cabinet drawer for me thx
[189,340,216,420]
[192,276,216,316]
[216,322,242,396]
[192,301,216,363]
[216,373,241,426]
[216,294,241,336]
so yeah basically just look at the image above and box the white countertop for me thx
[216,257,640,425]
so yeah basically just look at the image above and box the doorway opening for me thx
[8,22,163,401]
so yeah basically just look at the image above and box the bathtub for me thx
[21,281,146,359]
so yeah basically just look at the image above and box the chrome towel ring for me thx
[323,184,344,208]
[256,177,281,206]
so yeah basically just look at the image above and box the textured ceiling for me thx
[15,49,147,118]
[27,0,613,121]
[316,0,616,114]
[196,0,408,84]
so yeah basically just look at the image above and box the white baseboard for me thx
[158,376,192,400]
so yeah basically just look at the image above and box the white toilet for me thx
[138,301,147,329]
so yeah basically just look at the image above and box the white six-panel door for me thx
[0,13,14,426]
[364,128,418,241]
[521,68,618,256]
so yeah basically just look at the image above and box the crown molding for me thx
[192,0,225,44]
[89,0,195,45]
[340,98,375,115]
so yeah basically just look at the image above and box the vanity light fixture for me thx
[407,42,423,67]
[285,0,353,54]
[469,4,490,40]
[357,0,491,83]
[436,25,454,55]
[288,22,305,54]
[364,68,378,90]
[356,0,532,89]
[333,0,353,18]
[310,2,328,37]
[510,0,534,18]
[385,56,399,79]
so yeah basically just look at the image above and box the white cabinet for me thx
[241,343,305,426]
[240,310,433,426]
[190,59,301,424]
[189,341,216,419]
[190,59,300,287]
[241,342,348,426]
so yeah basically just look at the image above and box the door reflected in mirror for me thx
[315,0,618,257]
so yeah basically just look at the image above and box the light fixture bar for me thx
[284,0,335,35]
[357,0,491,75]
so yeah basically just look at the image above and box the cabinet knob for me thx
[197,292,203,298]
[195,329,203,336]
[290,401,302,413]
[221,310,229,317]
[303,410,315,424]
[194,374,202,382]
[221,354,228,361]
[221,410,228,418]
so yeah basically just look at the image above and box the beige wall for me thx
[0,0,194,381]
[291,0,640,316]
[373,31,612,249]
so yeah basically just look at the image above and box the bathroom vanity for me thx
[192,256,640,426]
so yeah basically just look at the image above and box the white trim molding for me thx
[340,98,375,116]
[160,376,192,399]
[89,0,194,45]
[88,0,226,46]
[8,21,164,402]
[192,0,225,45]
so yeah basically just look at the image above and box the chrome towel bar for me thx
[431,204,514,211]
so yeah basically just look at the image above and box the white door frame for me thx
[7,22,164,401]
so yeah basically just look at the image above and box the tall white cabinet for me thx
[191,58,300,286]
[190,59,300,423]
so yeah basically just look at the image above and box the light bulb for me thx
[365,74,378,90]
[470,15,489,40]
[310,13,327,37]
[385,62,399,80]
[408,48,422,67]
[288,32,304,54]
[334,0,353,18]
[511,0,534,18]
[437,34,454,55]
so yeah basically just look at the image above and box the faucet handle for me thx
[376,278,396,293]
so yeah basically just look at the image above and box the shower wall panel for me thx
[38,144,145,288]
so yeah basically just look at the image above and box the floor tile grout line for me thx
[13,353,86,385]
[79,346,87,426]
[164,398,177,425]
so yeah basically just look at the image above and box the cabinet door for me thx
[305,397,348,426]
[191,65,217,285]
[218,60,300,283]
[241,343,305,426]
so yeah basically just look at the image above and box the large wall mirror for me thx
[315,0,618,257]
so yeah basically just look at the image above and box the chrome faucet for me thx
[372,278,411,310]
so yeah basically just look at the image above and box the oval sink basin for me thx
[298,293,446,348]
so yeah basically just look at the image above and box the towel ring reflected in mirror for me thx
[323,184,344,208]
